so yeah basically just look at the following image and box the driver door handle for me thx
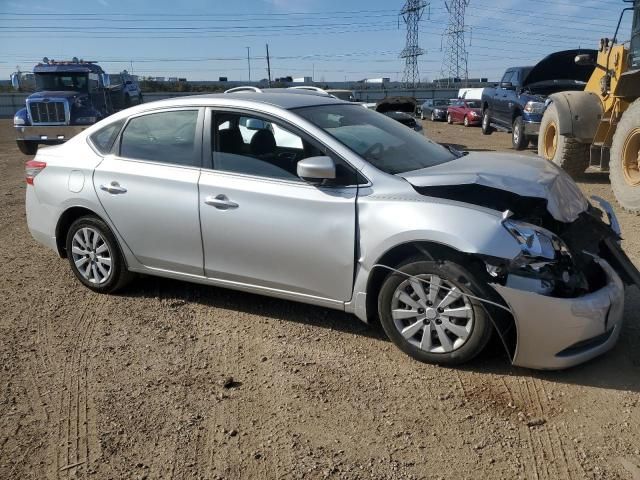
[100,182,127,194]
[205,194,239,210]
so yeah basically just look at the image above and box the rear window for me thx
[89,119,125,154]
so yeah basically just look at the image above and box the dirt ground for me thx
[1,117,639,480]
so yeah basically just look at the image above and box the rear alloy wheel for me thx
[537,103,590,178]
[464,116,470,127]
[481,110,494,135]
[512,116,528,150]
[66,216,133,293]
[610,98,640,213]
[431,112,436,122]
[378,260,492,366]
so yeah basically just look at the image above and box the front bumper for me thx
[492,257,625,370]
[15,125,88,143]
[523,121,540,136]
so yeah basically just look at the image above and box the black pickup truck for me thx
[481,50,595,150]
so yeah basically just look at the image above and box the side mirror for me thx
[245,118,267,130]
[575,54,595,66]
[297,156,336,183]
[500,81,514,90]
[10,73,20,90]
[101,73,111,88]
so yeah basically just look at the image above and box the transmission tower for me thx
[399,0,428,88]
[440,0,470,87]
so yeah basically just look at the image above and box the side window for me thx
[120,110,199,167]
[213,112,318,181]
[212,112,360,185]
[501,71,514,85]
[90,119,125,154]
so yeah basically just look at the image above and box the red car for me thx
[446,99,482,127]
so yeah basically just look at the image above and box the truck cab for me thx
[12,58,142,155]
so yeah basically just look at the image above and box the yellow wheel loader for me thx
[539,0,640,212]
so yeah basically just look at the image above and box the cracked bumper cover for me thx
[492,257,625,370]
[15,125,88,143]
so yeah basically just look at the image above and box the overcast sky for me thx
[0,0,633,82]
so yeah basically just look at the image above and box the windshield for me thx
[294,104,457,174]
[35,73,88,92]
[465,101,481,108]
[434,99,449,107]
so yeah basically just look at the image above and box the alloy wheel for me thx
[390,274,474,353]
[71,227,113,284]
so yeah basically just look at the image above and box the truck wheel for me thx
[512,116,528,150]
[610,99,640,213]
[537,103,589,178]
[17,140,38,156]
[481,110,494,135]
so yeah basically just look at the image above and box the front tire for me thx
[17,140,38,155]
[610,98,640,213]
[464,116,470,127]
[65,216,133,293]
[481,110,494,135]
[378,260,492,366]
[512,116,528,150]
[447,113,453,124]
[431,112,436,122]
[537,103,590,178]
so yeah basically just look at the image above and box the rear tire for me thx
[431,112,436,122]
[481,110,494,135]
[17,140,38,155]
[512,116,528,150]
[610,98,640,213]
[447,113,453,124]
[378,259,492,366]
[65,216,133,293]
[537,103,590,178]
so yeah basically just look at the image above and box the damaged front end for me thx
[413,182,637,369]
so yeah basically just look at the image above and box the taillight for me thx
[25,160,46,185]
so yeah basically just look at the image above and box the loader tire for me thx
[610,99,640,213]
[538,103,589,178]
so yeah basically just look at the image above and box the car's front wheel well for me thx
[365,241,517,360]
[55,207,102,258]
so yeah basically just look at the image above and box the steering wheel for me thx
[363,142,384,158]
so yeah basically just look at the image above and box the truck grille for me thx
[28,101,67,125]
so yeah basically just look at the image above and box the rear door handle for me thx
[100,182,127,194]
[205,194,239,210]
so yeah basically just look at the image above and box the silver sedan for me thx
[24,88,639,370]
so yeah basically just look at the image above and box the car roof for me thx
[186,90,346,110]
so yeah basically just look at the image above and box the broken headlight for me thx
[503,218,570,264]
[498,218,584,296]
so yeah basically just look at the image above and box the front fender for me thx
[547,91,603,142]
[14,107,30,126]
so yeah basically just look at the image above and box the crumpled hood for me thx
[400,151,588,222]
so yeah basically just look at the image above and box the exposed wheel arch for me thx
[364,240,517,361]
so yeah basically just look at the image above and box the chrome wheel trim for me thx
[513,123,521,144]
[71,227,113,285]
[390,274,474,354]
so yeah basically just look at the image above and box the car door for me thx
[198,109,357,302]
[495,70,514,126]
[450,101,461,122]
[93,107,205,275]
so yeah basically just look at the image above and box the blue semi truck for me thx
[11,58,143,155]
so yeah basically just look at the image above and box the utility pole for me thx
[399,0,428,89]
[440,0,471,87]
[266,43,272,87]
[246,47,251,82]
